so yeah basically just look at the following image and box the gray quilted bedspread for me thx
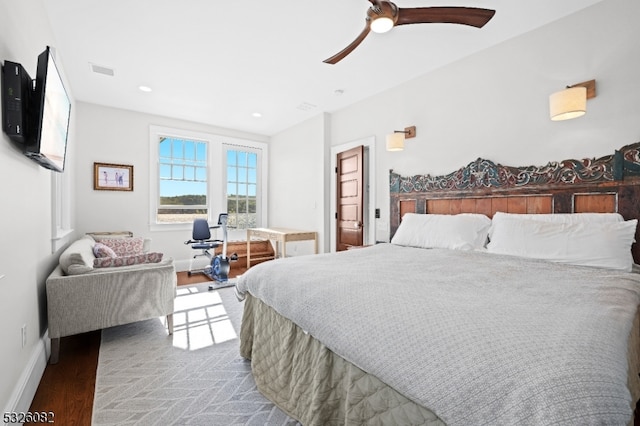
[236,244,640,425]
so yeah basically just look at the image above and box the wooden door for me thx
[336,145,364,251]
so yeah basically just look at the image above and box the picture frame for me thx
[93,162,134,191]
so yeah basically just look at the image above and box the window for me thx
[157,137,208,224]
[225,147,259,229]
[149,126,268,232]
[51,170,73,252]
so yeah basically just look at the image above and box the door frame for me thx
[330,136,376,252]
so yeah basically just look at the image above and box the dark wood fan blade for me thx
[323,25,371,64]
[396,7,495,28]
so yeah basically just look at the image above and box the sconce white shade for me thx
[549,86,587,121]
[370,17,394,33]
[386,132,405,151]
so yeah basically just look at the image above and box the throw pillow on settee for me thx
[57,234,164,275]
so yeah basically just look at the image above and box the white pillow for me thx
[489,212,623,240]
[486,217,637,271]
[391,213,491,250]
[58,235,96,275]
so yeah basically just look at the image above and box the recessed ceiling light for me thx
[252,112,262,118]
[138,85,152,92]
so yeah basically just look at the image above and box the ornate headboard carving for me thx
[389,142,640,262]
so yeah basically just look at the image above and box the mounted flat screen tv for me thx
[23,46,71,173]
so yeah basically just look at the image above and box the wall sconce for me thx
[386,126,416,151]
[549,79,596,121]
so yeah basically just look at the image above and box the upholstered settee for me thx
[46,234,176,363]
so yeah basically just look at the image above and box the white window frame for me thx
[222,143,264,240]
[49,47,74,253]
[149,125,268,234]
[158,135,210,223]
[51,170,73,253]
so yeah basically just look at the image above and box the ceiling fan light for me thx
[371,16,394,33]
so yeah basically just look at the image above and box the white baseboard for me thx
[174,259,191,272]
[3,331,49,425]
[174,257,211,273]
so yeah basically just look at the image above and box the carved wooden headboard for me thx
[389,142,640,263]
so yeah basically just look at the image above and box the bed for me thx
[236,142,640,425]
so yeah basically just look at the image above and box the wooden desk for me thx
[247,227,318,268]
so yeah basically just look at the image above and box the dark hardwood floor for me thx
[28,329,100,425]
[27,271,233,426]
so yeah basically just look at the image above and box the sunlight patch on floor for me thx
[171,287,237,350]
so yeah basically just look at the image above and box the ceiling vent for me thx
[89,63,115,77]
[296,102,317,111]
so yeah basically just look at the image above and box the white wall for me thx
[0,0,77,413]
[74,102,269,264]
[325,0,640,242]
[268,113,330,254]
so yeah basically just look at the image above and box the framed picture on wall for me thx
[93,162,134,191]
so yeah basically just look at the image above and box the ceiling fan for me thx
[323,1,496,64]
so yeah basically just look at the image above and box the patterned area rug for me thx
[92,284,298,425]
